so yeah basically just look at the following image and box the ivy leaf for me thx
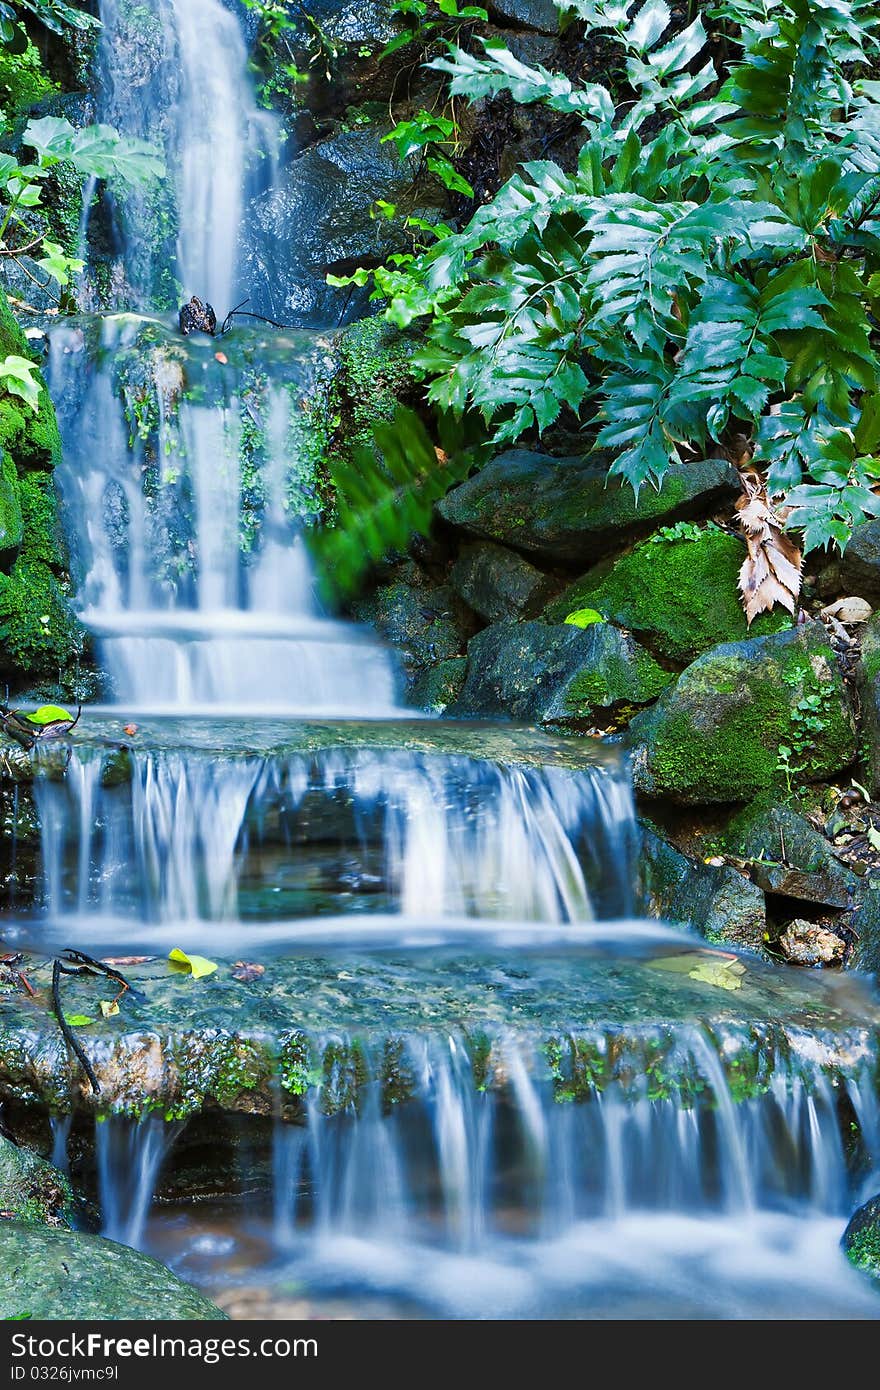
[0,355,41,412]
[168,948,218,980]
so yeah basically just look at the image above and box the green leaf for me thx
[169,948,218,980]
[565,608,605,628]
[24,117,164,182]
[26,704,74,725]
[0,355,41,412]
[64,1014,95,1027]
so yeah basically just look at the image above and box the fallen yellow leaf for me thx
[168,947,218,980]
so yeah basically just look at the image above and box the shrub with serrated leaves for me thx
[350,0,880,558]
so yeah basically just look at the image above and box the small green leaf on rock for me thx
[564,608,604,629]
[63,1014,94,1027]
[27,705,73,726]
[169,948,218,980]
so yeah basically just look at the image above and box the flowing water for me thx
[14,0,880,1321]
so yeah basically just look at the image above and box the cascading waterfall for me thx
[89,0,280,312]
[31,743,637,939]
[47,321,402,713]
[20,0,880,1322]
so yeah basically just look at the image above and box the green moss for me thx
[0,452,23,568]
[632,627,856,802]
[330,316,419,471]
[278,1030,318,1097]
[17,471,65,570]
[0,29,56,117]
[0,1135,72,1229]
[0,295,62,471]
[546,526,792,664]
[563,644,671,714]
[0,559,83,681]
[843,1197,880,1285]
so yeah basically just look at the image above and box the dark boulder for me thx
[840,520,880,604]
[449,540,558,623]
[450,618,671,725]
[640,822,766,953]
[437,453,741,567]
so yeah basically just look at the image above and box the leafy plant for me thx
[0,0,98,47]
[311,406,475,596]
[0,114,163,297]
[345,0,880,593]
[0,351,40,409]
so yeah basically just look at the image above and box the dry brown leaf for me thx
[735,470,803,624]
[820,597,873,625]
[232,961,265,983]
[101,955,153,967]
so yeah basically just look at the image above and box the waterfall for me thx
[90,0,280,312]
[31,743,637,940]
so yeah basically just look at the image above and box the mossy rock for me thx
[352,578,470,672]
[629,622,857,804]
[409,656,468,713]
[843,1195,880,1287]
[0,1224,226,1320]
[437,453,741,567]
[0,1135,73,1228]
[0,452,22,572]
[858,612,880,798]
[450,618,672,726]
[723,799,860,909]
[639,821,766,952]
[17,470,67,571]
[545,526,792,663]
[0,559,83,680]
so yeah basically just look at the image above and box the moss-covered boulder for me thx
[450,540,558,623]
[0,1224,226,1320]
[629,622,857,804]
[640,822,766,952]
[437,453,741,567]
[858,613,880,798]
[450,619,672,725]
[723,799,860,909]
[843,1195,880,1287]
[0,1135,73,1228]
[544,525,792,663]
[409,656,468,713]
[0,452,23,571]
[0,559,82,679]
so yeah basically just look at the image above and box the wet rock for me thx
[244,128,442,326]
[778,920,845,966]
[488,0,560,32]
[409,656,468,713]
[450,540,558,622]
[0,1135,73,1227]
[450,619,671,725]
[437,453,741,567]
[629,622,857,804]
[840,520,880,604]
[640,823,766,952]
[845,882,880,976]
[857,614,880,799]
[0,1224,225,1320]
[843,1194,880,1286]
[544,526,792,663]
[723,801,860,909]
[352,579,470,673]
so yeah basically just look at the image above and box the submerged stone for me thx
[629,622,857,804]
[0,1224,225,1320]
[437,453,741,566]
[450,619,671,725]
[544,526,792,663]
